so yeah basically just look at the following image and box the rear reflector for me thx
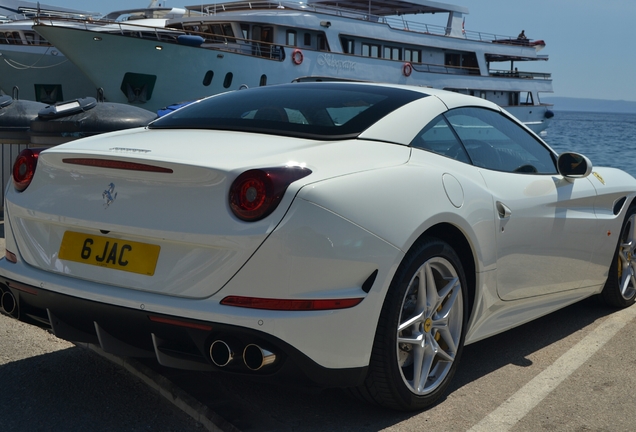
[63,158,173,173]
[220,296,363,311]
[148,315,213,331]
[7,281,38,295]
[5,250,17,263]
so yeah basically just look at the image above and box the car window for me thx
[149,82,427,140]
[444,107,558,174]
[242,107,309,124]
[410,114,471,163]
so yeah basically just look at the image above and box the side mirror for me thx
[557,152,593,179]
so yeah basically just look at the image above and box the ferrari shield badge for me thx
[102,183,117,208]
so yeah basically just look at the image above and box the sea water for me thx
[541,111,636,178]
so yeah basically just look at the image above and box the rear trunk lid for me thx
[6,127,409,298]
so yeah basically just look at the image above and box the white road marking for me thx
[468,304,636,432]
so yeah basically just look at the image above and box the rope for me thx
[1,46,69,70]
[3,57,70,69]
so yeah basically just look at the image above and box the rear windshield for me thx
[149,83,426,140]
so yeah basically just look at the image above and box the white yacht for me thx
[0,0,97,20]
[0,1,191,103]
[34,0,554,131]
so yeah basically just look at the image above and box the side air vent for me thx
[613,197,627,216]
[361,269,379,293]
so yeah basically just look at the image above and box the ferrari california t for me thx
[1,82,635,411]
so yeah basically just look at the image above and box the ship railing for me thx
[412,62,479,76]
[194,1,533,45]
[35,16,184,39]
[490,69,552,80]
[195,33,287,61]
[34,16,288,61]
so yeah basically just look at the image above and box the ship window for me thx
[520,92,534,105]
[6,32,20,44]
[286,30,297,46]
[445,53,460,67]
[404,48,420,63]
[223,72,233,88]
[24,31,36,44]
[252,26,274,57]
[210,24,225,42]
[362,43,380,58]
[260,75,267,86]
[253,26,273,43]
[222,24,234,38]
[223,72,234,88]
[317,33,329,51]
[340,37,354,54]
[462,53,479,71]
[304,33,311,46]
[203,70,214,86]
[384,46,401,60]
[240,24,249,39]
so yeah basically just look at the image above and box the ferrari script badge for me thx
[592,172,605,185]
[102,183,117,208]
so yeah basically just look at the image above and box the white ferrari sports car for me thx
[1,82,635,411]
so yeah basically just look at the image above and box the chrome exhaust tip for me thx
[1,291,17,318]
[243,344,276,371]
[209,340,234,367]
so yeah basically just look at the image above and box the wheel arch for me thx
[408,222,477,322]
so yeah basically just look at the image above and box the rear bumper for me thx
[0,275,367,388]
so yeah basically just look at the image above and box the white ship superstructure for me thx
[0,2,192,103]
[33,0,554,131]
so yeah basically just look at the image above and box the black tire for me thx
[353,237,468,411]
[601,206,636,308]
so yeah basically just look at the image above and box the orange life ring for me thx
[292,49,303,65]
[403,62,412,77]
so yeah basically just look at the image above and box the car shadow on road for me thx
[140,295,619,431]
[450,296,612,389]
[0,342,204,431]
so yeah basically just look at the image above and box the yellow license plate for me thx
[59,231,160,276]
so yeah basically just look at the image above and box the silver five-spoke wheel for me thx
[397,257,463,395]
[355,237,467,411]
[617,212,636,300]
[602,206,636,308]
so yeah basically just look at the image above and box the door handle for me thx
[496,201,512,219]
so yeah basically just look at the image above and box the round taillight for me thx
[13,148,42,192]
[229,167,311,222]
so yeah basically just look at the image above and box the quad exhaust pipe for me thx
[243,344,276,371]
[209,339,276,370]
[209,340,235,367]
[1,290,18,318]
